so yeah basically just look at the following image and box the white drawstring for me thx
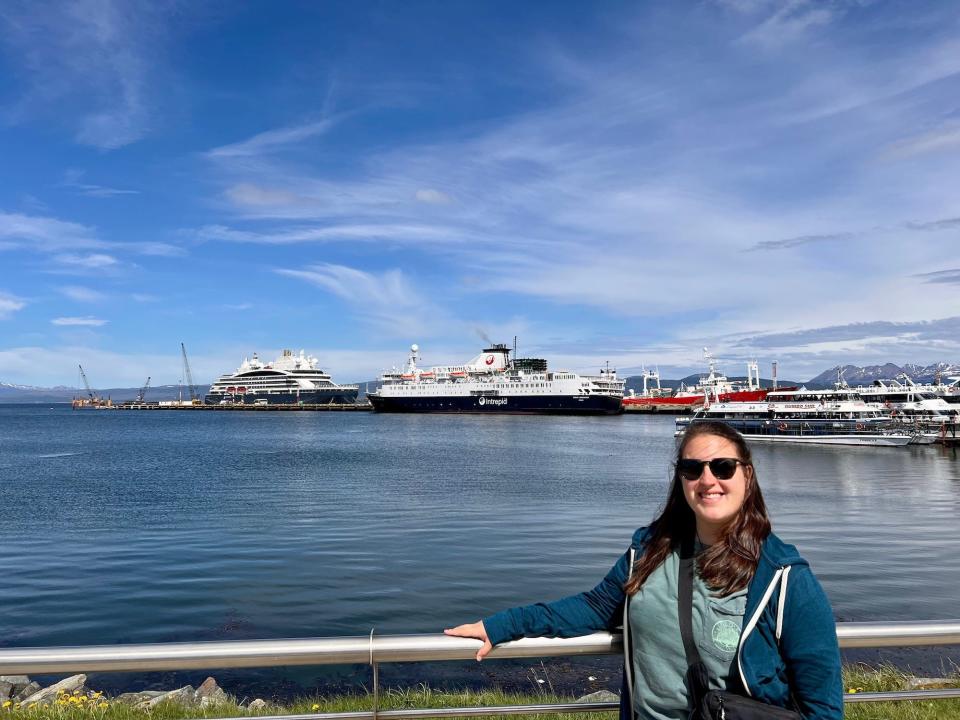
[776,566,791,643]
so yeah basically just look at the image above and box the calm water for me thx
[2,405,959,690]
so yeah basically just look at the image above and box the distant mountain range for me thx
[805,362,960,388]
[4,361,959,403]
[0,383,211,403]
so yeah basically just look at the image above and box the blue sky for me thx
[2,0,960,387]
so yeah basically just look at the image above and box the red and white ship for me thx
[623,350,772,410]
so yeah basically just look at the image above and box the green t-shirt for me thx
[628,548,747,720]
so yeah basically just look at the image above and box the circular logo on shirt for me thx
[711,620,740,653]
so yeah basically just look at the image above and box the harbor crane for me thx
[78,364,96,400]
[137,376,151,403]
[181,343,200,404]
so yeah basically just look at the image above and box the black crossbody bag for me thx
[678,540,802,720]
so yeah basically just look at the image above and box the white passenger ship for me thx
[368,343,624,414]
[851,378,959,419]
[676,387,914,446]
[204,349,359,406]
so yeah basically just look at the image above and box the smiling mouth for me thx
[699,492,725,501]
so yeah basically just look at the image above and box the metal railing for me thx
[1,620,959,719]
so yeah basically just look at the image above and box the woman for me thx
[445,420,842,720]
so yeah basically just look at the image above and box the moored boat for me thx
[368,343,624,414]
[204,349,358,406]
[676,387,914,446]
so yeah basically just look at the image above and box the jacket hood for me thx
[759,531,809,570]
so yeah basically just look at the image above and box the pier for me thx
[107,402,374,412]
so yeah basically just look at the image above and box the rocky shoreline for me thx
[0,672,626,714]
[0,674,271,712]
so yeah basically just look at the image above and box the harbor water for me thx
[1,404,959,694]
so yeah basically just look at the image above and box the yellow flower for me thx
[2,701,11,708]
[98,703,108,709]
[91,693,102,699]
[311,704,320,711]
[79,696,89,703]
[72,691,80,696]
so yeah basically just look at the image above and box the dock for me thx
[107,402,374,412]
[623,402,702,414]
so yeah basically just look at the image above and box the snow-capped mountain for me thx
[807,362,960,388]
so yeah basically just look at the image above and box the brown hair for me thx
[624,420,771,597]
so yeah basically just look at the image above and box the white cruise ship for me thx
[368,343,624,414]
[204,349,359,406]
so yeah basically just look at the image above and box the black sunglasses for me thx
[677,458,745,481]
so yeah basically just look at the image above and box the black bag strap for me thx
[678,537,711,712]
[677,536,702,666]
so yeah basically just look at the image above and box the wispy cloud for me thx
[905,217,960,232]
[415,189,453,205]
[0,291,26,318]
[0,0,173,149]
[60,168,139,198]
[60,286,106,302]
[51,316,108,327]
[751,216,960,252]
[198,223,460,245]
[737,1,839,50]
[224,184,301,207]
[883,122,960,160]
[127,241,186,257]
[206,119,340,159]
[52,253,119,269]
[914,268,960,285]
[751,231,858,251]
[0,211,103,251]
[275,263,442,337]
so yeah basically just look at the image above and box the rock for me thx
[0,682,14,703]
[115,691,167,705]
[13,682,41,702]
[196,676,229,706]
[248,698,268,711]
[141,685,197,709]
[0,677,31,695]
[575,690,620,704]
[907,677,959,690]
[20,675,87,706]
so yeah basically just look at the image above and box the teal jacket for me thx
[483,527,842,720]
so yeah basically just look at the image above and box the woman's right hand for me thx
[443,621,493,661]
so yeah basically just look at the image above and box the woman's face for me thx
[680,433,750,540]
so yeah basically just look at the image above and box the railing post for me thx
[370,628,379,720]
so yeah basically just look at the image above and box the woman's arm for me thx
[779,566,843,720]
[484,548,632,643]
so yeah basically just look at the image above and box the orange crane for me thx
[74,365,110,408]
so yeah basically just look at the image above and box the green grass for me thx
[3,666,959,720]
[844,664,960,720]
